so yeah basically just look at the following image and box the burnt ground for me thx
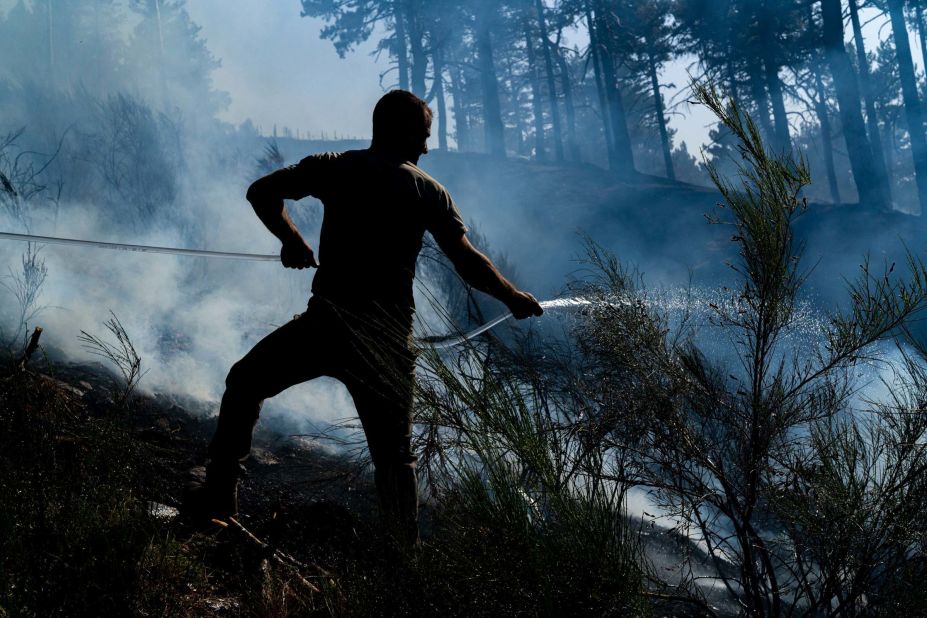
[0,342,734,617]
[1,348,419,616]
[48,353,395,543]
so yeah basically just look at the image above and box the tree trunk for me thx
[592,0,634,175]
[746,55,775,143]
[524,25,546,161]
[535,0,564,161]
[848,0,892,203]
[884,119,896,179]
[762,57,791,151]
[759,1,791,151]
[154,0,169,108]
[821,0,889,209]
[404,1,427,97]
[393,0,409,91]
[475,6,506,157]
[806,2,841,203]
[586,2,616,168]
[726,58,738,102]
[726,15,739,102]
[47,0,54,88]
[647,46,675,181]
[500,43,527,157]
[917,3,927,81]
[433,49,448,150]
[555,43,581,161]
[916,1,927,199]
[816,99,841,204]
[887,0,927,212]
[813,62,841,203]
[449,62,470,151]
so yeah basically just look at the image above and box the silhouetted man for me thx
[185,90,542,544]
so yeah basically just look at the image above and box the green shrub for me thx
[573,82,927,615]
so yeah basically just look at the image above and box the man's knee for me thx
[225,358,259,396]
[210,360,265,464]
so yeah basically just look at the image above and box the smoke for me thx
[0,185,365,425]
[0,0,924,439]
[0,135,479,437]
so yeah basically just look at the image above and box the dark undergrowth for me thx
[0,364,201,617]
[0,355,653,618]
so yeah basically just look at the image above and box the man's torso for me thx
[276,148,466,321]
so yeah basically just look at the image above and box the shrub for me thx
[413,337,649,615]
[573,82,927,615]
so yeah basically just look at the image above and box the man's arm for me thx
[437,233,543,319]
[246,172,318,269]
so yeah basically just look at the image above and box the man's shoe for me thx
[180,465,239,523]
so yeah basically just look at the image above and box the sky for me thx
[185,2,390,141]
[186,1,914,153]
[185,1,725,147]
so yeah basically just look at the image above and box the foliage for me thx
[0,243,47,349]
[0,370,200,617]
[87,93,184,230]
[412,340,650,616]
[254,139,286,178]
[572,82,927,615]
[78,311,147,409]
[0,0,228,121]
[0,128,62,225]
[417,225,519,331]
[0,81,187,233]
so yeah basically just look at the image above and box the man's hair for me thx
[372,90,432,148]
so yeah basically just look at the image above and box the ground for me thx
[1,340,726,617]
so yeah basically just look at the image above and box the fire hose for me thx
[0,231,590,348]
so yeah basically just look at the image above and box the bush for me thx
[0,370,198,617]
[572,82,927,615]
[413,336,649,615]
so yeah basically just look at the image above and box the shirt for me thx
[275,148,468,316]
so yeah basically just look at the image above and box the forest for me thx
[297,0,927,213]
[1,1,927,616]
[4,0,927,209]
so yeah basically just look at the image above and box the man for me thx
[184,90,543,544]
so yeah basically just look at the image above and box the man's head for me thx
[372,90,432,164]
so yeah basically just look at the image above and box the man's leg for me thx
[190,312,327,518]
[343,350,418,546]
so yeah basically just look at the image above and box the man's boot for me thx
[375,462,420,547]
[180,462,240,523]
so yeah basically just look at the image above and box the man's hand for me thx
[507,290,543,319]
[280,238,318,269]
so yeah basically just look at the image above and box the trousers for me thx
[207,295,419,542]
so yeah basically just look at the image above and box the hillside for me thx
[418,152,927,305]
[0,340,727,616]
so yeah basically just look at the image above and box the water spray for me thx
[0,231,594,348]
[420,297,595,349]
